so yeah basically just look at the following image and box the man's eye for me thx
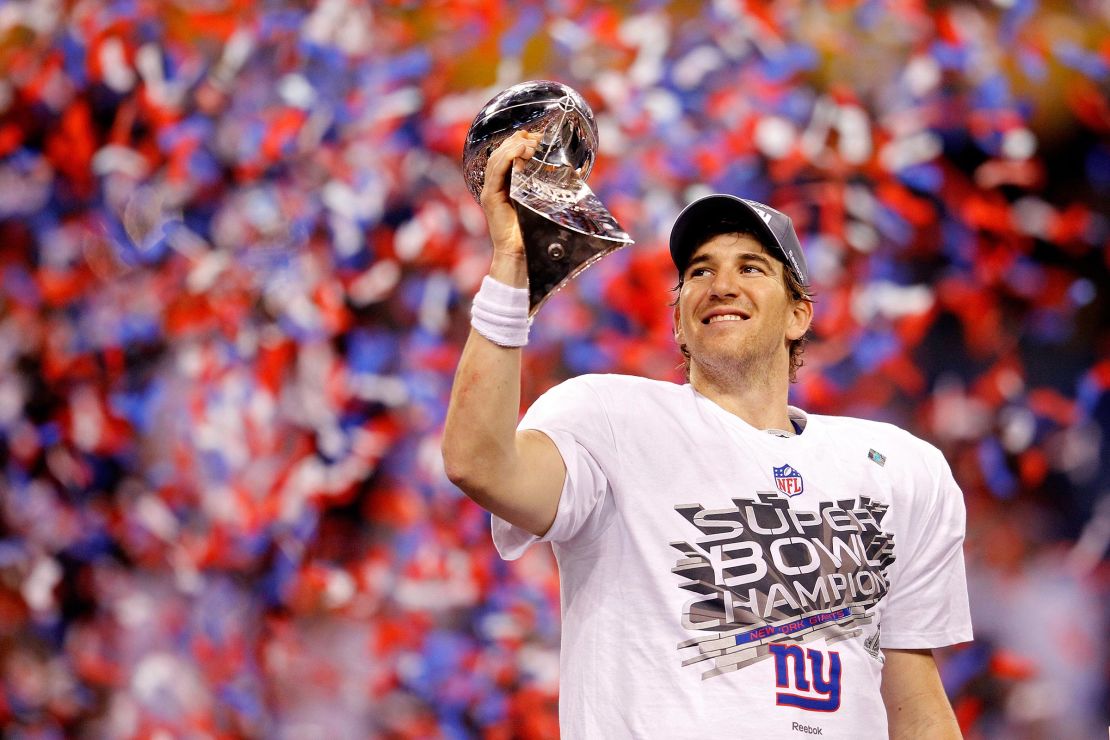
[742,265,765,274]
[690,267,711,277]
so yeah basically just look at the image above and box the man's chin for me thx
[688,345,781,379]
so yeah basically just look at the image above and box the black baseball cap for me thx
[669,194,810,286]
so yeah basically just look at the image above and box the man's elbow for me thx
[442,442,494,500]
[444,463,509,518]
[442,443,472,489]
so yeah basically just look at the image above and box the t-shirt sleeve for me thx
[491,377,616,560]
[881,445,974,649]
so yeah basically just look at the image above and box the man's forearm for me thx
[442,252,566,535]
[441,253,528,498]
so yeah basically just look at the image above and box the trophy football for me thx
[462,81,634,315]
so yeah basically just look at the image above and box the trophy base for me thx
[514,200,632,315]
[510,158,633,315]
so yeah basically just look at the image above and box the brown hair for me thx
[672,230,814,383]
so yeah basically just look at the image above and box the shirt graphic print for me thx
[671,490,895,680]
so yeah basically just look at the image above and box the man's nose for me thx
[709,268,741,298]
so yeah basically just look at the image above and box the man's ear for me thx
[673,301,684,344]
[786,296,814,341]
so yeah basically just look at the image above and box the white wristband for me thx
[470,275,531,347]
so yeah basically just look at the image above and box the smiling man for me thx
[443,132,972,738]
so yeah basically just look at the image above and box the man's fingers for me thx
[482,131,541,204]
[489,131,542,174]
[477,131,544,256]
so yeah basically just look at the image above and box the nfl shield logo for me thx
[773,464,804,497]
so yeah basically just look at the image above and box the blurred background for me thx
[0,0,1107,737]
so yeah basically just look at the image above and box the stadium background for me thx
[0,0,1107,737]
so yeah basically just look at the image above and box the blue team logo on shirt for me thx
[773,464,804,497]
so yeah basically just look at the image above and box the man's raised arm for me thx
[441,130,567,537]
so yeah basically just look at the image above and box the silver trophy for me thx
[462,80,634,315]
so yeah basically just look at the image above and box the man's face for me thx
[673,233,812,382]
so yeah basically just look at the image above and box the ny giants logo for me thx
[773,464,804,497]
[769,644,842,712]
[743,199,775,225]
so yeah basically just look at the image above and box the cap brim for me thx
[669,194,787,277]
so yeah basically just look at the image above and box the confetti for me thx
[0,2,1105,737]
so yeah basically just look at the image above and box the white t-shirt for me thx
[493,374,972,739]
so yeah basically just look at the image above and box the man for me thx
[443,131,972,738]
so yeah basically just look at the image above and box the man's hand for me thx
[480,130,541,283]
